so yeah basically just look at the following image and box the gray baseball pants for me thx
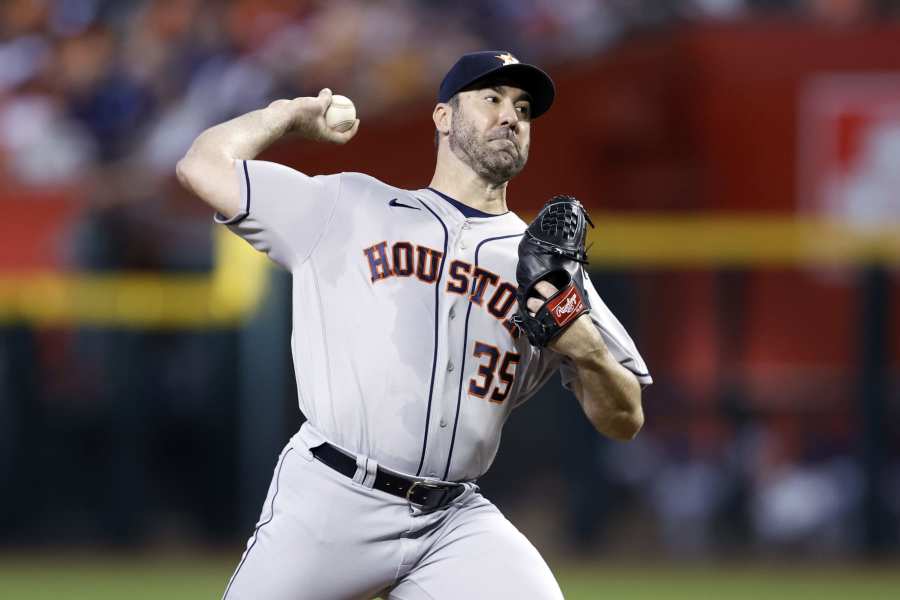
[222,426,564,600]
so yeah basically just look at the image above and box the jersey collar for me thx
[426,187,509,219]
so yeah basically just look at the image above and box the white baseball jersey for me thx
[217,159,652,482]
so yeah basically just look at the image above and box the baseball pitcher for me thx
[177,50,651,600]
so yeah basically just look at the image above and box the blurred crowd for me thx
[2,0,900,187]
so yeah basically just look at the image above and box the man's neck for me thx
[429,151,509,215]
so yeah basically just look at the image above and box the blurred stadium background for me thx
[2,0,900,598]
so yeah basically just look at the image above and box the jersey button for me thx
[447,362,454,372]
[459,239,468,250]
[449,307,456,319]
[439,419,447,428]
[462,222,471,230]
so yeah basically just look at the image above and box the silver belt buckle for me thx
[406,480,441,502]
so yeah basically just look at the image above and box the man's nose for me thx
[498,99,519,129]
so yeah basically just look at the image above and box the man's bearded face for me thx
[448,93,530,185]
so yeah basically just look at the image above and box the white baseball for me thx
[325,94,356,133]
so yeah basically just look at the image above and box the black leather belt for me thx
[311,442,465,511]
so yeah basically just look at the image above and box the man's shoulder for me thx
[338,172,409,196]
[505,210,529,232]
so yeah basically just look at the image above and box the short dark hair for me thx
[434,95,460,148]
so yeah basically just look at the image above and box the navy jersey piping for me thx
[415,199,450,477]
[243,160,251,216]
[232,160,252,224]
[222,447,293,599]
[427,187,509,219]
[442,233,523,481]
[619,356,650,378]
[218,160,253,224]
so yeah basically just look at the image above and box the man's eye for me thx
[485,95,498,103]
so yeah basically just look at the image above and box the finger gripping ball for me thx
[325,95,356,133]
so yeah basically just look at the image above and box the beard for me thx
[448,110,529,185]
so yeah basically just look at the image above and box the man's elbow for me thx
[176,131,227,192]
[176,151,207,195]
[175,156,194,192]
[603,406,644,441]
[174,150,240,217]
[621,407,645,440]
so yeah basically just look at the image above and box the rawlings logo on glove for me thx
[547,286,584,324]
[512,195,594,347]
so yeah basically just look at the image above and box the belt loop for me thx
[362,457,378,488]
[353,454,378,488]
[352,455,367,485]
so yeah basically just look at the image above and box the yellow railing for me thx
[0,228,270,328]
[588,215,900,267]
[1,215,898,327]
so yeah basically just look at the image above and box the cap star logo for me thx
[495,52,519,66]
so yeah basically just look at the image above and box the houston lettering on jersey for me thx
[363,240,520,339]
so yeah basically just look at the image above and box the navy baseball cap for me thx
[438,51,556,119]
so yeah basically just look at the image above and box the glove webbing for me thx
[521,231,590,264]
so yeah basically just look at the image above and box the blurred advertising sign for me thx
[799,74,900,225]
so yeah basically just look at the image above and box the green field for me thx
[1,555,898,599]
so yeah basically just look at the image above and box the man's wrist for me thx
[550,314,608,364]
[260,101,298,140]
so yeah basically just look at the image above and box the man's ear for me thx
[433,102,451,136]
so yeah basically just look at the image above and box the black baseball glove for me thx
[512,195,594,347]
